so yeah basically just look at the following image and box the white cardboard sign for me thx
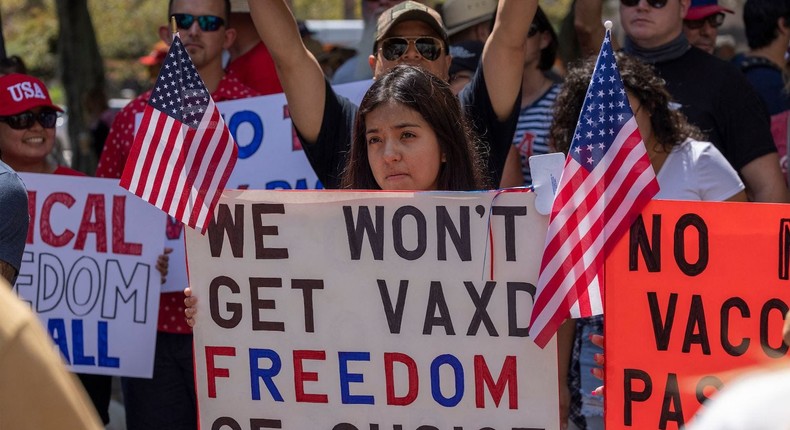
[186,189,559,429]
[14,173,165,378]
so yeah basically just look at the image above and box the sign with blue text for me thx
[186,189,559,429]
[15,173,165,378]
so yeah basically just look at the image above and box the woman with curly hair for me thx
[552,53,746,202]
[553,53,746,430]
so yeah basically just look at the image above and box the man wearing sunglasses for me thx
[96,1,258,429]
[683,0,733,54]
[574,0,789,204]
[249,0,536,189]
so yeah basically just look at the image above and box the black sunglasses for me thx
[379,37,445,61]
[684,13,725,29]
[620,0,668,8]
[171,13,225,32]
[0,110,59,130]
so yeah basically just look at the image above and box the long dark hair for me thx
[533,6,558,72]
[341,65,487,190]
[551,53,703,155]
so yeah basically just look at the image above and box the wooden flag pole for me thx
[170,16,177,39]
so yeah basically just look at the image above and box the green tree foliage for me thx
[89,0,164,59]
[291,0,348,19]
[1,0,59,78]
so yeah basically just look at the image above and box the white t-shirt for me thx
[655,139,744,201]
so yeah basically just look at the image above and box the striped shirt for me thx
[512,82,561,185]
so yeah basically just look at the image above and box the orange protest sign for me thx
[604,200,790,430]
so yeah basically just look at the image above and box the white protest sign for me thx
[14,173,166,378]
[186,189,559,430]
[160,81,371,293]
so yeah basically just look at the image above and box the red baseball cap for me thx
[0,73,63,116]
[139,41,169,66]
[686,0,734,21]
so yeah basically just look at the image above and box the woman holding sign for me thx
[550,53,747,430]
[185,65,487,318]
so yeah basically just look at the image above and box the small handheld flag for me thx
[528,22,659,347]
[120,35,237,234]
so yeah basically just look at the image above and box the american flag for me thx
[528,30,659,347]
[120,35,237,234]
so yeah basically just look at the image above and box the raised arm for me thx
[247,0,327,144]
[481,0,537,121]
[574,0,608,57]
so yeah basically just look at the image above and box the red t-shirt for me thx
[96,74,259,334]
[53,166,86,176]
[226,42,283,96]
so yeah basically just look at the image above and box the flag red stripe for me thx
[138,111,171,200]
[200,119,237,228]
[185,110,225,225]
[172,125,209,224]
[188,107,229,226]
[192,122,236,230]
[147,119,182,206]
[121,107,158,191]
[133,112,171,201]
[160,125,190,220]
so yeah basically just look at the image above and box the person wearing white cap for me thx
[248,0,538,190]
[683,0,734,54]
[442,0,497,44]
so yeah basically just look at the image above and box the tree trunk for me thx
[0,8,7,59]
[343,0,357,19]
[56,0,105,174]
